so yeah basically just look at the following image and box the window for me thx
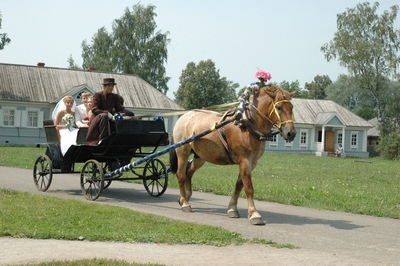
[28,111,38,127]
[351,131,358,148]
[300,130,308,145]
[337,132,343,144]
[3,109,15,126]
[20,108,42,128]
[269,133,278,147]
[317,131,322,142]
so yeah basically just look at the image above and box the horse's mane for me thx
[259,85,294,101]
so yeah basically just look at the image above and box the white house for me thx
[0,63,184,145]
[265,98,373,158]
[0,63,372,157]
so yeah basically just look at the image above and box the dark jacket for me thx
[86,90,123,145]
[91,90,123,117]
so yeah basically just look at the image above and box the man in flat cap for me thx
[86,78,124,145]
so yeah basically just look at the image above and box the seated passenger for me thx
[75,91,92,128]
[86,78,124,145]
[87,95,93,121]
[52,96,79,155]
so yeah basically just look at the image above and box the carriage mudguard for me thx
[44,143,62,170]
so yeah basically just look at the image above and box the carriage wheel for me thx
[33,155,53,192]
[80,159,104,201]
[143,158,168,197]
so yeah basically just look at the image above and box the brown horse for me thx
[169,85,296,225]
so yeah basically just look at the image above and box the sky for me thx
[1,0,400,100]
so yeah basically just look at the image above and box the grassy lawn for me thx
[1,146,399,219]
[0,146,296,265]
[175,153,400,219]
[0,188,245,246]
[1,145,397,265]
[15,259,163,266]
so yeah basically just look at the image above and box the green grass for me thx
[16,259,163,266]
[0,188,244,246]
[170,154,400,219]
[1,146,399,219]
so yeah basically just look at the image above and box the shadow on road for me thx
[63,186,365,231]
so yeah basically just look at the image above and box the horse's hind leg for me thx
[184,157,205,202]
[176,150,205,212]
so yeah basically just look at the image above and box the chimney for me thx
[37,62,45,67]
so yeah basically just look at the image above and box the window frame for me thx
[269,134,278,147]
[351,131,358,148]
[23,107,42,128]
[300,129,308,147]
[2,107,17,127]
[337,132,343,145]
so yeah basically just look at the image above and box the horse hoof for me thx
[182,206,193,213]
[177,198,182,206]
[227,210,240,218]
[250,217,265,226]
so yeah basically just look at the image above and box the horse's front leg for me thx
[242,173,265,225]
[227,174,243,218]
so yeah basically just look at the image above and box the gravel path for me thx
[1,166,399,265]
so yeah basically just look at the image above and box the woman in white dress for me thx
[52,96,79,155]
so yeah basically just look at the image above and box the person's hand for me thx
[107,112,113,120]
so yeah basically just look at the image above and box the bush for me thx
[376,134,400,159]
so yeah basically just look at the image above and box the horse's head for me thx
[255,85,297,142]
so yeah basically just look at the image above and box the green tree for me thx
[67,54,81,70]
[381,81,400,126]
[321,2,400,136]
[0,12,11,50]
[77,3,170,94]
[112,4,170,94]
[278,80,307,98]
[326,74,359,110]
[81,27,114,72]
[174,60,237,109]
[377,81,400,159]
[221,78,239,104]
[326,74,376,120]
[304,75,331,99]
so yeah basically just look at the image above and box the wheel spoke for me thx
[33,155,53,192]
[80,160,103,201]
[143,158,168,197]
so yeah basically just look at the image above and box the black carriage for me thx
[33,118,169,200]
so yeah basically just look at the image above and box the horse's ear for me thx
[289,90,297,98]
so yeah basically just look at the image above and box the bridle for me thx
[250,99,294,130]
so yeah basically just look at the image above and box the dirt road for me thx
[1,166,399,265]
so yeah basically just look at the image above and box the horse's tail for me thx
[169,135,178,174]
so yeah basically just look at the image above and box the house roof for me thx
[367,118,379,137]
[0,63,184,111]
[292,98,372,127]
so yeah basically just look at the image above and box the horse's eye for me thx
[276,105,282,112]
